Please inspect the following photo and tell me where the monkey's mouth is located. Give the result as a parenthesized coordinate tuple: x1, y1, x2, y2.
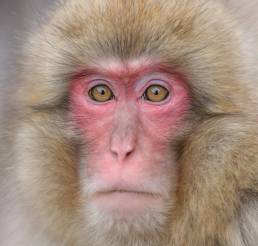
(95, 189, 156, 196)
(91, 190, 162, 214)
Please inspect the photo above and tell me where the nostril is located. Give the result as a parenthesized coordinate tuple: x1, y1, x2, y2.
(111, 150, 118, 158)
(125, 150, 133, 157)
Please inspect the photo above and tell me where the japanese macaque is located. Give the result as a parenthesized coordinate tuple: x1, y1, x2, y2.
(1, 0, 258, 246)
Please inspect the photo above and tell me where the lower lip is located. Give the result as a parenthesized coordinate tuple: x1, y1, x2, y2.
(91, 191, 161, 215)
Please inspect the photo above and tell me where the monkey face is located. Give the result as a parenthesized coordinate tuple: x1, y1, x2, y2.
(69, 59, 189, 223)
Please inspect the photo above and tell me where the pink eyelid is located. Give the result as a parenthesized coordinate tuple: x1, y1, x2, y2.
(87, 79, 114, 92)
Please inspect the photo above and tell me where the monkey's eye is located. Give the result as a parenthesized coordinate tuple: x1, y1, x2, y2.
(143, 85, 169, 102)
(88, 84, 114, 102)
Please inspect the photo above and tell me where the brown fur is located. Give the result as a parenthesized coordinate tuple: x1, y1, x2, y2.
(1, 0, 258, 245)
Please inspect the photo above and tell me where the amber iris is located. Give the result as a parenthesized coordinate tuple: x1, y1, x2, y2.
(144, 85, 169, 102)
(89, 84, 114, 102)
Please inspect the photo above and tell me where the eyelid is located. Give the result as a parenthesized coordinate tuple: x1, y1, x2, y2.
(87, 79, 116, 96)
(147, 79, 170, 89)
(87, 79, 112, 89)
(136, 79, 171, 97)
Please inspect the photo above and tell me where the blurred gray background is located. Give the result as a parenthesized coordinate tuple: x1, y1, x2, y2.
(0, 0, 54, 74)
(0, 0, 56, 117)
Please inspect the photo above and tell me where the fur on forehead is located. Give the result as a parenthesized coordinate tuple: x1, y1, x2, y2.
(19, 0, 255, 113)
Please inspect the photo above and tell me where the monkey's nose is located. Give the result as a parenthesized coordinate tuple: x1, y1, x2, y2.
(110, 135, 136, 162)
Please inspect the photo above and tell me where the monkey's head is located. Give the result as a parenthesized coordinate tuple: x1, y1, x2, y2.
(14, 0, 255, 245)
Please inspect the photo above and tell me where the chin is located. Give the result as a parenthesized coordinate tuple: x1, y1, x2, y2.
(82, 192, 172, 246)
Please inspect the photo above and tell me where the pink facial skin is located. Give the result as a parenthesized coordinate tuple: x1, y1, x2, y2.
(70, 59, 189, 215)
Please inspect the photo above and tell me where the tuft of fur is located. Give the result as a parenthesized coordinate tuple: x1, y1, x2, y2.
(1, 0, 258, 245)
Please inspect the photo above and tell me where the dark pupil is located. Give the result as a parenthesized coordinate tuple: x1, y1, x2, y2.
(151, 87, 160, 95)
(98, 87, 106, 95)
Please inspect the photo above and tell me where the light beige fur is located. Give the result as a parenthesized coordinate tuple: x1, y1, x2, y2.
(1, 0, 258, 245)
